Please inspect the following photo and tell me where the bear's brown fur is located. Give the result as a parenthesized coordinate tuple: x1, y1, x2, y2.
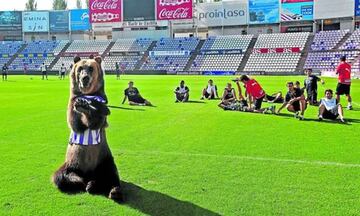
(52, 57, 123, 201)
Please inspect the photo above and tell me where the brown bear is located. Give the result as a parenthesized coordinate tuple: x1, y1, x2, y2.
(52, 57, 123, 201)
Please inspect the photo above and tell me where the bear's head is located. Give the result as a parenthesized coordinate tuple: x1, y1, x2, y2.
(70, 56, 106, 99)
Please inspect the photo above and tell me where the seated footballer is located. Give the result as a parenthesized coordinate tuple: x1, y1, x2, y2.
(122, 81, 152, 106)
(52, 56, 123, 201)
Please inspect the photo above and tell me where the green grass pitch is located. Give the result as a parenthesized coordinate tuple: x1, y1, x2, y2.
(0, 75, 359, 215)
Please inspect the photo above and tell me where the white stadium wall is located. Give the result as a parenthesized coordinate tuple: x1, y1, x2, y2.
(314, 0, 354, 20)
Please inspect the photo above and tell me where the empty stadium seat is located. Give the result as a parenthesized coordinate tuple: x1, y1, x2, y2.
(201, 35, 253, 51)
(153, 37, 200, 51)
(305, 51, 359, 72)
(340, 29, 360, 50)
(254, 32, 309, 50)
(311, 30, 349, 51)
(111, 38, 153, 52)
(191, 54, 244, 72)
(141, 55, 190, 72)
(244, 53, 301, 73)
(65, 40, 111, 54)
(104, 55, 142, 71)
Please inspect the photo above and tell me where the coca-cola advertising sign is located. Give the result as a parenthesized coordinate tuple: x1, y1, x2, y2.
(89, 0, 121, 23)
(157, 0, 193, 20)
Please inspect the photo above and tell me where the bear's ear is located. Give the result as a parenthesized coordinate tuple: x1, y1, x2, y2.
(94, 56, 102, 65)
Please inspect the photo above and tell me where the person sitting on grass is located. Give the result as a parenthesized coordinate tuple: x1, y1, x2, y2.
(122, 81, 152, 106)
(295, 81, 305, 94)
(201, 79, 219, 100)
(174, 80, 190, 103)
(304, 68, 325, 106)
(277, 82, 307, 120)
(318, 89, 345, 123)
(237, 75, 275, 114)
(264, 92, 284, 103)
(218, 83, 237, 110)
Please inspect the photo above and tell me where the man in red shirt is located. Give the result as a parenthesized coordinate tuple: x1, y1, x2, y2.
(336, 56, 352, 110)
(238, 75, 275, 114)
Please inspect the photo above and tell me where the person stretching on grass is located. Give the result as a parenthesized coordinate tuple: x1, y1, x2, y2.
(238, 75, 275, 114)
(201, 79, 219, 100)
(318, 89, 345, 123)
(122, 81, 152, 106)
(174, 80, 190, 103)
(264, 92, 284, 104)
(277, 82, 307, 120)
(304, 68, 325, 105)
(218, 83, 237, 110)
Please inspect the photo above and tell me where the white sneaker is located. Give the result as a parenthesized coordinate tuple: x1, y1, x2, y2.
(347, 105, 353, 110)
(298, 115, 304, 121)
(318, 115, 323, 121)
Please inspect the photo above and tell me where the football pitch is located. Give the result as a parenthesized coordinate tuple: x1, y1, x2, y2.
(0, 75, 359, 215)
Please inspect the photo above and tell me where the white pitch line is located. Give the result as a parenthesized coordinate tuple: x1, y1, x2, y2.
(120, 150, 360, 168)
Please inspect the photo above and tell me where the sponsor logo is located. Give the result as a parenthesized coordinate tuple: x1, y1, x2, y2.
(198, 9, 245, 20)
(159, 8, 190, 19)
(81, 12, 89, 20)
(91, 0, 120, 10)
(160, 0, 191, 6)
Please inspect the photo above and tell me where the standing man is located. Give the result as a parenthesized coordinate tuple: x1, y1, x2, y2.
(60, 63, 66, 80)
(238, 75, 275, 114)
(174, 80, 190, 103)
(304, 69, 324, 105)
(277, 82, 307, 120)
(2, 63, 8, 81)
(41, 63, 48, 80)
(336, 56, 352, 110)
(115, 62, 120, 80)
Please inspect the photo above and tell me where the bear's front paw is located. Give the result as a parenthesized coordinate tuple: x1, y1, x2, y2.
(109, 186, 124, 202)
(86, 180, 98, 194)
(74, 98, 91, 114)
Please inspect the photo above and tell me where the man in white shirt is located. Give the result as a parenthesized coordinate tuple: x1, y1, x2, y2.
(201, 79, 219, 100)
(59, 63, 66, 80)
(174, 80, 190, 103)
(40, 63, 48, 80)
(319, 89, 345, 123)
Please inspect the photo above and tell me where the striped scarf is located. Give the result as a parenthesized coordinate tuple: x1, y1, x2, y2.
(69, 95, 106, 146)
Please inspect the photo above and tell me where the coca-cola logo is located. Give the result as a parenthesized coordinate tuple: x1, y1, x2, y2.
(91, 0, 119, 10)
(159, 8, 190, 19)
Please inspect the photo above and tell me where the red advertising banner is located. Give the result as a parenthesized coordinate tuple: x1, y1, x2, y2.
(281, 0, 313, 3)
(156, 0, 193, 20)
(89, 0, 121, 23)
(253, 47, 301, 54)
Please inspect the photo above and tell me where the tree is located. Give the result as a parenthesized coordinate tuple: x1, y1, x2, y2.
(25, 0, 37, 11)
(53, 0, 67, 10)
(76, 0, 82, 9)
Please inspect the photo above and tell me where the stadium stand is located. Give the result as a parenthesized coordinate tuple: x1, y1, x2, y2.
(189, 35, 252, 72)
(305, 51, 359, 72)
(254, 32, 309, 50)
(0, 41, 24, 55)
(244, 32, 309, 73)
(340, 29, 360, 50)
(201, 35, 253, 51)
(311, 30, 349, 51)
(51, 56, 74, 71)
(65, 40, 111, 54)
(141, 55, 190, 72)
(153, 37, 200, 51)
(110, 38, 153, 52)
(104, 55, 142, 71)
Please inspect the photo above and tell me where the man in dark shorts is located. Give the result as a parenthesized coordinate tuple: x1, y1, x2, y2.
(201, 79, 219, 100)
(303, 69, 324, 105)
(41, 63, 48, 80)
(174, 80, 190, 103)
(264, 92, 284, 103)
(2, 63, 8, 81)
(218, 83, 237, 110)
(277, 82, 307, 120)
(238, 75, 275, 114)
(336, 56, 352, 110)
(59, 63, 66, 80)
(122, 81, 152, 106)
(318, 89, 345, 123)
(115, 62, 120, 80)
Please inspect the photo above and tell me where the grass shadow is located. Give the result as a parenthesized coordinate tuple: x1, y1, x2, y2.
(186, 100, 206, 104)
(302, 118, 352, 125)
(108, 105, 145, 111)
(118, 181, 221, 216)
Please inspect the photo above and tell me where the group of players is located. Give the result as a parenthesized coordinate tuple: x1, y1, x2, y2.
(122, 56, 353, 123)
